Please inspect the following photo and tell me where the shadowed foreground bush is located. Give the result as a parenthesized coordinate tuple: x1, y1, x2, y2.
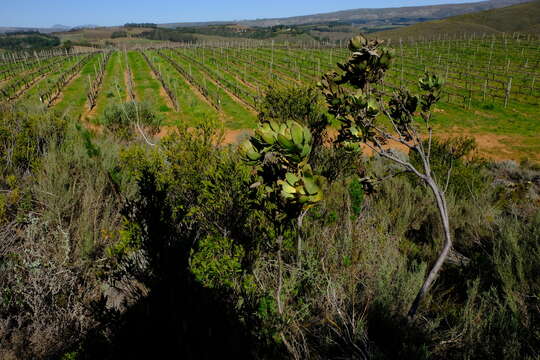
(0, 90, 538, 359)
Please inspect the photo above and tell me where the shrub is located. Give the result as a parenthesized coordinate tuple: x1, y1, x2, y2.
(0, 111, 125, 359)
(110, 31, 128, 39)
(189, 235, 246, 289)
(101, 101, 162, 141)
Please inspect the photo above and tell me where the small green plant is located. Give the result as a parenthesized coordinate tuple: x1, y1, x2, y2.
(242, 118, 325, 270)
(348, 176, 364, 218)
(76, 124, 101, 158)
(101, 101, 162, 141)
(189, 235, 245, 289)
(257, 85, 329, 150)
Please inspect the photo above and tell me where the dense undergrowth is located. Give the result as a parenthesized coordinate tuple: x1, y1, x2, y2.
(0, 81, 539, 359)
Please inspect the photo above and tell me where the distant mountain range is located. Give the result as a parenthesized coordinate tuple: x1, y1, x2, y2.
(0, 24, 99, 34)
(52, 24, 71, 30)
(160, 0, 532, 28)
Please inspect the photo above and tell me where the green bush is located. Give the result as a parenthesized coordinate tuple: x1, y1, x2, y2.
(348, 176, 364, 217)
(0, 109, 128, 359)
(189, 235, 246, 289)
(110, 31, 128, 39)
(0, 110, 67, 224)
(101, 101, 162, 140)
(258, 85, 329, 150)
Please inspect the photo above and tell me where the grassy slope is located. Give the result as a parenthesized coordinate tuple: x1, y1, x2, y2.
(433, 101, 540, 160)
(54, 54, 100, 119)
(454, 0, 540, 33)
(91, 51, 126, 122)
(377, 1, 540, 39)
(16, 56, 81, 107)
(148, 50, 219, 128)
(127, 51, 181, 125)
(166, 50, 257, 129)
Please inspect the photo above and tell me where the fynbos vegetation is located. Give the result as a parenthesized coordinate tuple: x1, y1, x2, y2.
(0, 29, 538, 360)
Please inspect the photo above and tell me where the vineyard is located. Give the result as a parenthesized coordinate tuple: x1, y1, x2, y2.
(1, 33, 539, 158)
(2, 7, 540, 356)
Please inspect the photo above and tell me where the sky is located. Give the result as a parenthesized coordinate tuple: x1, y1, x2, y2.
(1, 0, 482, 28)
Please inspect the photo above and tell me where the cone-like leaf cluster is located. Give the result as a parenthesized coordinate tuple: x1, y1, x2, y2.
(338, 35, 394, 90)
(419, 72, 443, 113)
(242, 120, 313, 167)
(419, 72, 443, 92)
(241, 120, 324, 216)
(318, 77, 379, 149)
(388, 89, 419, 139)
(277, 165, 324, 209)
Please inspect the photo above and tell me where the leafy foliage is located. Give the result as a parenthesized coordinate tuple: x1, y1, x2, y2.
(241, 120, 324, 221)
(1, 33, 539, 360)
(101, 101, 162, 140)
(0, 32, 60, 50)
(110, 31, 128, 39)
(135, 28, 197, 43)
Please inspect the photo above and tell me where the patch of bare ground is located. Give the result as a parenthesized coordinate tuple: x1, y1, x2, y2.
(78, 97, 103, 132)
(471, 134, 520, 160)
(79, 95, 103, 132)
(327, 126, 533, 162)
(82, 98, 99, 122)
(216, 126, 534, 162)
(155, 126, 251, 146)
(82, 120, 103, 134)
(437, 128, 537, 161)
(155, 126, 177, 138)
(365, 130, 533, 162)
(222, 129, 253, 144)
(321, 129, 411, 156)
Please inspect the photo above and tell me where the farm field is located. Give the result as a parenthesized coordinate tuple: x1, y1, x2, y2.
(1, 33, 539, 160)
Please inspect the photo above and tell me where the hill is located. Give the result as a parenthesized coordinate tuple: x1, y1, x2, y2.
(2, 0, 534, 45)
(0, 26, 69, 34)
(376, 0, 540, 39)
(0, 31, 61, 50)
(161, 0, 531, 28)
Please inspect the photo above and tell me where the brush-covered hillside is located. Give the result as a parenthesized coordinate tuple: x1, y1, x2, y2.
(377, 0, 540, 39)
